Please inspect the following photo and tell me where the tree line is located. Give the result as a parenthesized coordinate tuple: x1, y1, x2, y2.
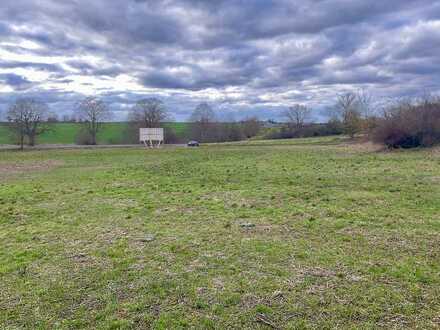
(4, 97, 262, 148)
(5, 91, 440, 149)
(327, 91, 440, 148)
(265, 91, 440, 148)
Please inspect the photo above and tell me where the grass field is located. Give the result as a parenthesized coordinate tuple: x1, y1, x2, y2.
(1, 137, 439, 328)
(0, 122, 189, 145)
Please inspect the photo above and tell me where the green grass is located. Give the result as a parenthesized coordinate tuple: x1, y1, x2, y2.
(217, 135, 349, 147)
(0, 122, 189, 145)
(1, 138, 439, 328)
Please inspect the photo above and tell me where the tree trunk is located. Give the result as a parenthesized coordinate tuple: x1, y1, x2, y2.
(91, 120, 98, 145)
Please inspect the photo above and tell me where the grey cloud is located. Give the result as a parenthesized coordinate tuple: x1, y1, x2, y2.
(0, 60, 64, 72)
(140, 68, 250, 91)
(0, 74, 33, 90)
(0, 0, 440, 121)
(318, 68, 393, 85)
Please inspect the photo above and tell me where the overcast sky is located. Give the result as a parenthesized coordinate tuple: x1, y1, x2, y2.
(1, 0, 440, 121)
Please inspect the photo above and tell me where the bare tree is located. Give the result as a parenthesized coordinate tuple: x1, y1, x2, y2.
(217, 114, 243, 142)
(337, 92, 357, 114)
(124, 98, 170, 144)
(129, 98, 168, 128)
(77, 97, 110, 145)
(356, 90, 374, 118)
(242, 116, 261, 138)
(283, 104, 311, 129)
(356, 89, 378, 134)
(189, 102, 217, 142)
(7, 98, 48, 149)
(335, 92, 362, 138)
(7, 102, 27, 150)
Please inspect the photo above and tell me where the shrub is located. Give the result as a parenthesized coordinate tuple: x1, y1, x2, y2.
(372, 99, 440, 148)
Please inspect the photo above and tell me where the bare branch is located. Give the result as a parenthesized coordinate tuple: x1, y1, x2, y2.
(7, 98, 48, 148)
(189, 103, 217, 142)
(283, 104, 311, 129)
(129, 98, 168, 128)
(77, 97, 110, 145)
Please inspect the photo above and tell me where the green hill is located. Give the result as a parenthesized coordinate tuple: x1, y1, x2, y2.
(0, 122, 189, 145)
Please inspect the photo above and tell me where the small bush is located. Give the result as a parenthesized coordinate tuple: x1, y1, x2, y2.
(372, 99, 440, 148)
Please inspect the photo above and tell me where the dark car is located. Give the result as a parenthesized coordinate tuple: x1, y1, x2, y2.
(187, 140, 200, 147)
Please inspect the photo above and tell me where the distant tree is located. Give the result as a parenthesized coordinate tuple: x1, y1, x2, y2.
(242, 116, 261, 138)
(46, 113, 59, 123)
(283, 104, 311, 129)
(77, 97, 110, 145)
(356, 89, 378, 134)
(226, 123, 244, 141)
(326, 117, 344, 135)
(124, 98, 170, 144)
(217, 114, 243, 142)
(335, 92, 362, 138)
(129, 98, 168, 128)
(356, 90, 374, 118)
(344, 109, 362, 138)
(7, 98, 49, 149)
(189, 102, 217, 142)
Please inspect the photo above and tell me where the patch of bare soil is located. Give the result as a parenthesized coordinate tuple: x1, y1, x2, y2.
(0, 160, 64, 175)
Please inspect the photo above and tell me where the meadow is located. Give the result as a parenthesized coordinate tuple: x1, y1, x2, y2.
(0, 137, 439, 329)
(0, 122, 189, 145)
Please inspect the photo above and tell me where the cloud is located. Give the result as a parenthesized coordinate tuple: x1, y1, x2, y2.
(0, 60, 64, 72)
(0, 0, 439, 121)
(0, 73, 34, 90)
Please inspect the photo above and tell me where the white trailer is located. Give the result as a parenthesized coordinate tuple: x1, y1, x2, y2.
(139, 128, 164, 148)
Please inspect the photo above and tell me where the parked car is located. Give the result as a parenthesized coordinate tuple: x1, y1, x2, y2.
(187, 140, 200, 147)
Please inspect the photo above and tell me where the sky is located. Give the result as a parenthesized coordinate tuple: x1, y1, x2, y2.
(0, 0, 440, 121)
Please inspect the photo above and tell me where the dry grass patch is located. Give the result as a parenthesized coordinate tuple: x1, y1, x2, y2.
(0, 159, 64, 175)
